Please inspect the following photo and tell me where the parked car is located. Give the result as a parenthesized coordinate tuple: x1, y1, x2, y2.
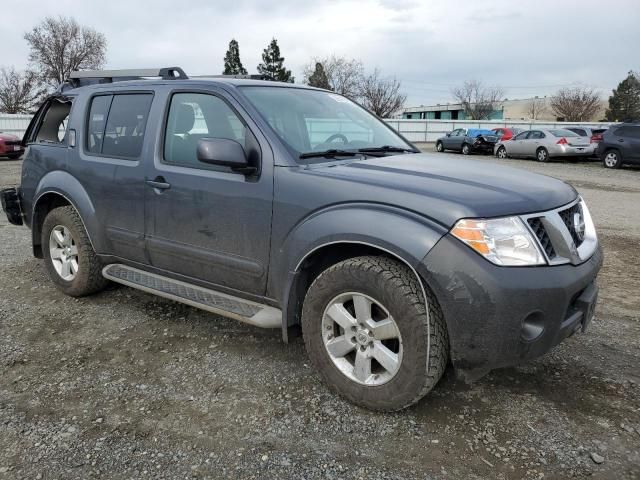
(491, 127, 523, 142)
(565, 126, 608, 145)
(495, 128, 595, 162)
(1, 67, 602, 411)
(597, 123, 640, 168)
(435, 128, 498, 155)
(0, 132, 25, 159)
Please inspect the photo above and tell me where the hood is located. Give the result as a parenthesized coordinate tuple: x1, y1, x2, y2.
(308, 153, 577, 227)
(0, 132, 20, 142)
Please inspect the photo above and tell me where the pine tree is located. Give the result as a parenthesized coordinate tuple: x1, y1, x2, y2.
(307, 62, 331, 90)
(223, 39, 247, 75)
(257, 38, 293, 83)
(606, 71, 640, 122)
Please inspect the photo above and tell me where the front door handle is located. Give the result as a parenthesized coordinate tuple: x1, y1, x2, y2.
(618, 139, 624, 143)
(146, 177, 171, 190)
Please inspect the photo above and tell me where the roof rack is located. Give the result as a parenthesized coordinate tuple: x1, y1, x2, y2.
(190, 74, 269, 81)
(62, 67, 188, 91)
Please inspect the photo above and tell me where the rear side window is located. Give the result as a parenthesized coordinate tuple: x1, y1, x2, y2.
(528, 131, 545, 139)
(614, 126, 640, 138)
(86, 93, 153, 159)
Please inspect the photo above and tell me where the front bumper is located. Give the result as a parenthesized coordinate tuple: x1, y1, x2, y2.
(471, 142, 496, 153)
(419, 234, 603, 381)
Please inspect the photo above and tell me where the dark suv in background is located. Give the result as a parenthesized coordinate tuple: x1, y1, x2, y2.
(598, 123, 640, 168)
(1, 67, 602, 411)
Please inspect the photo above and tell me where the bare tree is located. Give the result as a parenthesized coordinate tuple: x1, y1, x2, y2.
(0, 67, 44, 114)
(526, 96, 547, 120)
(358, 69, 406, 118)
(303, 55, 363, 98)
(550, 87, 601, 121)
(451, 80, 505, 120)
(24, 16, 107, 87)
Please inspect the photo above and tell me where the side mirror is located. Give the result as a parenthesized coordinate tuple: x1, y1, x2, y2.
(197, 138, 255, 174)
(446, 133, 451, 137)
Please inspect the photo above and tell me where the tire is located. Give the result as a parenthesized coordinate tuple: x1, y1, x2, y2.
(302, 256, 449, 411)
(461, 143, 470, 155)
(602, 150, 622, 169)
(8, 154, 21, 160)
(496, 146, 508, 159)
(536, 147, 549, 163)
(42, 205, 109, 297)
(435, 141, 444, 152)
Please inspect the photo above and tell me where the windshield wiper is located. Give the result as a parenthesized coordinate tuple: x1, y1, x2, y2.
(299, 149, 361, 159)
(357, 145, 417, 154)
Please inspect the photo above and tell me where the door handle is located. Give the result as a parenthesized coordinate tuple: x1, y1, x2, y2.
(618, 139, 624, 142)
(146, 177, 171, 190)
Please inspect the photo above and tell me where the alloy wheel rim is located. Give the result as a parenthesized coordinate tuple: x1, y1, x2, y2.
(498, 148, 506, 158)
(605, 153, 617, 167)
(321, 292, 403, 386)
(462, 145, 469, 154)
(538, 150, 547, 161)
(49, 225, 79, 281)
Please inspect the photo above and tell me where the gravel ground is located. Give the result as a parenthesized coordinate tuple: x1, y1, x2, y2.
(1, 154, 639, 480)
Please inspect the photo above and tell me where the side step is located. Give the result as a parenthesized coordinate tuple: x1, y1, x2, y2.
(102, 264, 282, 328)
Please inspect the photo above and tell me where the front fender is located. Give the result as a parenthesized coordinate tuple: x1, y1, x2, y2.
(272, 203, 448, 339)
(31, 170, 104, 253)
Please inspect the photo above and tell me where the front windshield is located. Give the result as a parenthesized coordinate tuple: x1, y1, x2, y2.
(240, 86, 413, 162)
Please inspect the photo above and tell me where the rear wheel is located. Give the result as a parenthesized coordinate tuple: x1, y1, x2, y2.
(461, 143, 470, 155)
(536, 147, 549, 162)
(496, 146, 508, 159)
(603, 150, 622, 169)
(302, 256, 449, 411)
(42, 206, 109, 297)
(435, 141, 444, 152)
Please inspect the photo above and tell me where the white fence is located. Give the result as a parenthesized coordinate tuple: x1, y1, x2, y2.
(1, 113, 614, 144)
(386, 119, 615, 143)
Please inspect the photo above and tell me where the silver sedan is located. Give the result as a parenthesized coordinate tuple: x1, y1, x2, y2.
(494, 128, 595, 162)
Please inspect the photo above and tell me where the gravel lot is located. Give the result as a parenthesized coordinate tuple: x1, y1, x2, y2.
(1, 153, 639, 479)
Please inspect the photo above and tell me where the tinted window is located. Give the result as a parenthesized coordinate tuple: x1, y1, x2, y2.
(101, 94, 153, 158)
(514, 131, 529, 140)
(614, 126, 640, 138)
(567, 128, 587, 136)
(528, 131, 545, 139)
(87, 95, 112, 154)
(164, 93, 246, 168)
(549, 129, 579, 137)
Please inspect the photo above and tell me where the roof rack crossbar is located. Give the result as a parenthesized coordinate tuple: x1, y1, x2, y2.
(69, 67, 188, 81)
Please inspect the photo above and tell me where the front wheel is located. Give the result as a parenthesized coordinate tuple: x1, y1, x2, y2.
(435, 141, 444, 152)
(602, 150, 622, 169)
(461, 143, 470, 155)
(42, 206, 109, 297)
(496, 146, 508, 159)
(302, 256, 449, 411)
(536, 147, 549, 162)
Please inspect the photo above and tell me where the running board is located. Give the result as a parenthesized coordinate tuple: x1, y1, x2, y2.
(102, 264, 281, 328)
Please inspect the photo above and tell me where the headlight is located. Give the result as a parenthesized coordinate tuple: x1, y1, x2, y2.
(451, 217, 545, 266)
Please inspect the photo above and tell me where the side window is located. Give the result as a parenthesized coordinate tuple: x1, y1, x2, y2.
(514, 131, 528, 140)
(86, 93, 153, 159)
(87, 95, 112, 154)
(35, 98, 73, 145)
(571, 128, 587, 136)
(164, 92, 247, 168)
(528, 131, 545, 139)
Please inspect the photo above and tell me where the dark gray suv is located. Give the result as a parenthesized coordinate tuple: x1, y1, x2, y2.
(1, 67, 602, 411)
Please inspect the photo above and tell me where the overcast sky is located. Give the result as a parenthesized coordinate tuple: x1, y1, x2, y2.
(3, 0, 639, 106)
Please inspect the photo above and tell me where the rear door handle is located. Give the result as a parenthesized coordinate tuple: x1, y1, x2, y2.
(146, 177, 171, 190)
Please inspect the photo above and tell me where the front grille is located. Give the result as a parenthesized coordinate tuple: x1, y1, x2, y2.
(528, 218, 556, 259)
(558, 204, 584, 247)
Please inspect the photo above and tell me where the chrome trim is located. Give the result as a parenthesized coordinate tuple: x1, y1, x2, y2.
(521, 197, 598, 266)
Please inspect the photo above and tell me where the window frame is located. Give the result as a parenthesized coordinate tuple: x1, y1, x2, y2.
(514, 131, 529, 140)
(160, 89, 257, 172)
(83, 90, 155, 161)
